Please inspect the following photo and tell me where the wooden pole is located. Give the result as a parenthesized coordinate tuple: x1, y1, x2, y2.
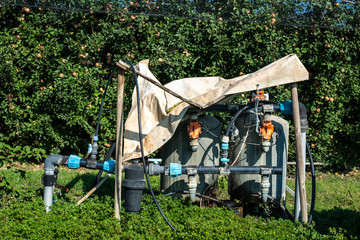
(291, 83, 308, 223)
(114, 69, 125, 220)
(76, 175, 111, 206)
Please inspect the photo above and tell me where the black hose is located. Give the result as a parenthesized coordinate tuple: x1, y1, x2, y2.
(94, 68, 117, 137)
(90, 67, 116, 186)
(224, 101, 276, 138)
(123, 60, 178, 233)
(306, 141, 316, 225)
(225, 105, 252, 137)
(91, 141, 116, 188)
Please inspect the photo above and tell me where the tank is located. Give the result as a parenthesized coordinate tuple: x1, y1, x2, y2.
(161, 114, 221, 199)
(228, 112, 289, 204)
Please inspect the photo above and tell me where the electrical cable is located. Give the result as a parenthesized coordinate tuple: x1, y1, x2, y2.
(306, 140, 316, 225)
(123, 59, 178, 233)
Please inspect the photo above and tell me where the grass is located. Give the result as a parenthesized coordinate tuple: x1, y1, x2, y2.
(1, 165, 359, 239)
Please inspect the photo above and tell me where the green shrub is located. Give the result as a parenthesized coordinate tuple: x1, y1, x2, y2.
(0, 2, 359, 169)
(1, 169, 356, 239)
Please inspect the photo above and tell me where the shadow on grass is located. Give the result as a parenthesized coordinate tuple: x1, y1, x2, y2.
(314, 207, 360, 238)
(56, 172, 162, 202)
(62, 172, 115, 200)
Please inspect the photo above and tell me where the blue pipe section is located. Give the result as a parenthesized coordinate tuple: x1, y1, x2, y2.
(280, 101, 293, 115)
(169, 163, 182, 178)
(103, 160, 115, 174)
(65, 155, 115, 174)
(220, 143, 230, 163)
(68, 155, 82, 169)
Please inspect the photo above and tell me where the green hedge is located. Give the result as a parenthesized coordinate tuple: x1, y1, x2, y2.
(0, 3, 359, 169)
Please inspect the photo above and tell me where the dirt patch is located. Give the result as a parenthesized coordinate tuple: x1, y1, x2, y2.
(0, 162, 92, 173)
(0, 162, 43, 171)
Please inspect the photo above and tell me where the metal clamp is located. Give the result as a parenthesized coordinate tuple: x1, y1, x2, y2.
(186, 167, 197, 176)
(260, 166, 272, 176)
(219, 167, 230, 176)
(262, 104, 275, 113)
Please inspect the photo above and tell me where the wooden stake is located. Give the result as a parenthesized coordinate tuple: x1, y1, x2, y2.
(291, 83, 308, 223)
(76, 175, 110, 206)
(114, 69, 125, 220)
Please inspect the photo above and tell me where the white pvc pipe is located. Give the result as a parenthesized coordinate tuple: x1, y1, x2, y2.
(43, 155, 64, 212)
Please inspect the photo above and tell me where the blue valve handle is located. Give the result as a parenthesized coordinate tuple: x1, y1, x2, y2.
(148, 158, 162, 165)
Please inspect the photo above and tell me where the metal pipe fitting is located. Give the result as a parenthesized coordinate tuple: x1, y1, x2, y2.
(187, 175, 197, 202)
(260, 167, 272, 203)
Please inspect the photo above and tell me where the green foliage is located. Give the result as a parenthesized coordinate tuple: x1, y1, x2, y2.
(1, 169, 358, 239)
(0, 3, 359, 169)
(0, 175, 20, 198)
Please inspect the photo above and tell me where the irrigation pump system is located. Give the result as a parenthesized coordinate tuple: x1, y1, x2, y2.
(42, 54, 316, 230)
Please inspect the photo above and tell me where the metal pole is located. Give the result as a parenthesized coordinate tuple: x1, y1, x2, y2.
(114, 69, 125, 220)
(294, 132, 307, 220)
(291, 83, 308, 223)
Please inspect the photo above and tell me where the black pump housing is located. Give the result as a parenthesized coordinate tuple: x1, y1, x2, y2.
(122, 160, 146, 213)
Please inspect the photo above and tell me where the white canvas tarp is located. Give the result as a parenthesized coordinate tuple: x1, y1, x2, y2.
(122, 54, 309, 161)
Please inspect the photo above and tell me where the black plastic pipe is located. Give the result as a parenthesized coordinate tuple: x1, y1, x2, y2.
(306, 141, 316, 225)
(200, 104, 280, 115)
(298, 102, 307, 121)
(147, 165, 282, 176)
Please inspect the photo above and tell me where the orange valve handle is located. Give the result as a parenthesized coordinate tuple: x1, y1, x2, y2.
(260, 120, 274, 140)
(187, 120, 202, 139)
(253, 90, 266, 101)
(56, 184, 69, 193)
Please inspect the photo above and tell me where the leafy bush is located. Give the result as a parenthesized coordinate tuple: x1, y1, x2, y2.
(0, 2, 359, 169)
